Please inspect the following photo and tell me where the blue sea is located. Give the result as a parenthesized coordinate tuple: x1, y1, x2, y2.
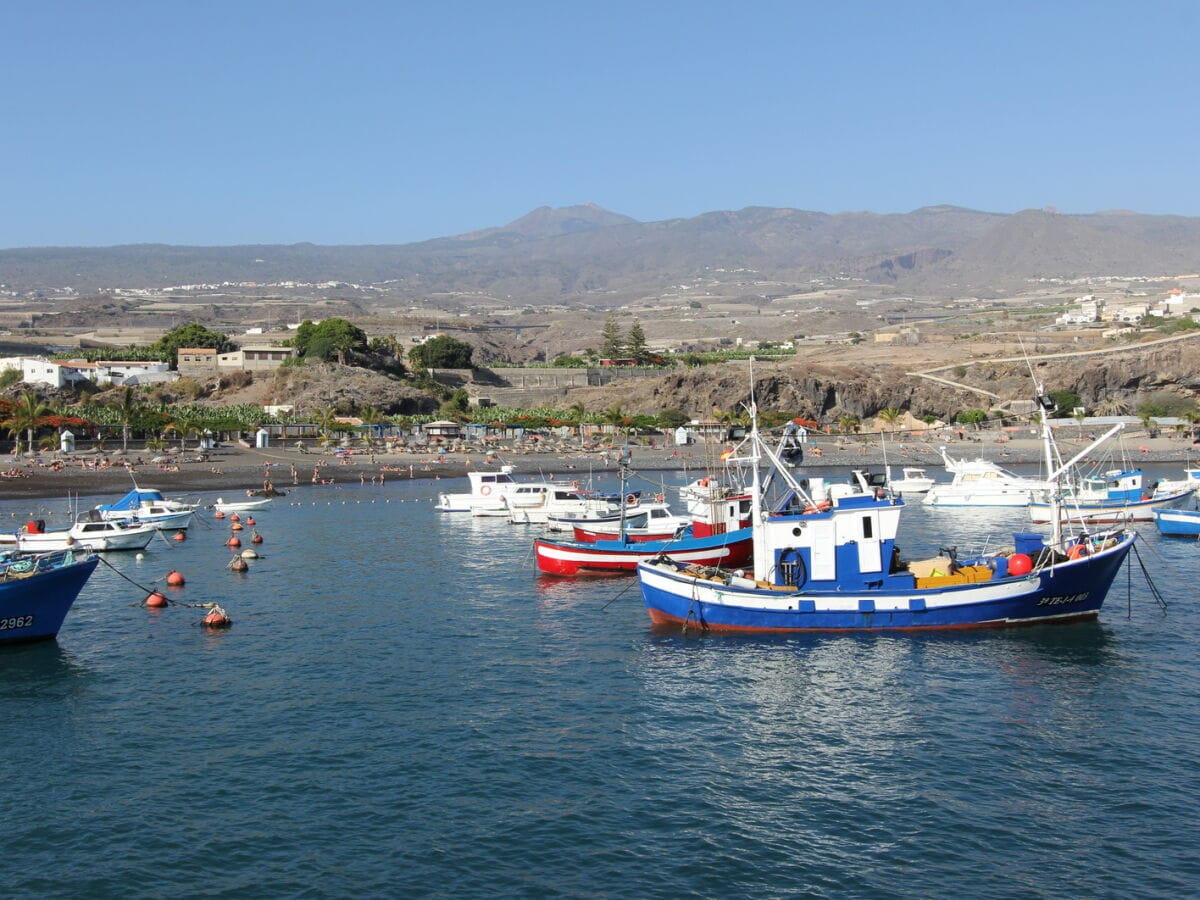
(1, 467, 1198, 898)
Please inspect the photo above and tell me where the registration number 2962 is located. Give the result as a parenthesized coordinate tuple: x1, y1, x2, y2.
(0, 616, 34, 630)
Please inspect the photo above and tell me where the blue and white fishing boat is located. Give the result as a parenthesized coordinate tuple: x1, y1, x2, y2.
(637, 387, 1137, 632)
(95, 487, 196, 530)
(1029, 464, 1193, 524)
(0, 549, 100, 644)
(1154, 507, 1200, 537)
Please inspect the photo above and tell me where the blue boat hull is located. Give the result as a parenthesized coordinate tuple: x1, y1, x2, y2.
(1155, 508, 1200, 537)
(0, 556, 100, 644)
(637, 537, 1135, 632)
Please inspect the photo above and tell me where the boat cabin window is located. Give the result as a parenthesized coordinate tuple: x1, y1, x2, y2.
(862, 517, 873, 539)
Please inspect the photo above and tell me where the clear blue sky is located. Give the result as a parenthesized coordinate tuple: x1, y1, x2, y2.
(4, 0, 1197, 248)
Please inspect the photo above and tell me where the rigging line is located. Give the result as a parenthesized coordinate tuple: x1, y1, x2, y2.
(1129, 541, 1168, 611)
(600, 578, 640, 611)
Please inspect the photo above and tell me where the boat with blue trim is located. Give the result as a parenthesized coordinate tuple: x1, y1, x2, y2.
(95, 487, 196, 530)
(0, 549, 100, 644)
(637, 385, 1137, 633)
(1154, 507, 1200, 537)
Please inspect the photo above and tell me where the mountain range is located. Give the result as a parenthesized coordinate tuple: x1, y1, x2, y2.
(4, 203, 1200, 301)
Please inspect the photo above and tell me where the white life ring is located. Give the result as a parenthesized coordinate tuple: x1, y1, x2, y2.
(480, 485, 492, 496)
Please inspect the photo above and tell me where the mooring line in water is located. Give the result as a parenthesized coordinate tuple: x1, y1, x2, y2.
(1130, 542, 1168, 611)
(94, 555, 225, 613)
(600, 579, 640, 611)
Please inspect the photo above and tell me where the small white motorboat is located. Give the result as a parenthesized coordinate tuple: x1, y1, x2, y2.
(0, 517, 157, 552)
(886, 465, 936, 495)
(213, 496, 274, 513)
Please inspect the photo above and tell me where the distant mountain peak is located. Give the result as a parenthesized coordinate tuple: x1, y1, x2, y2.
(500, 203, 638, 238)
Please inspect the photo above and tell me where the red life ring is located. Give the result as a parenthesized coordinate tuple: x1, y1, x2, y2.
(626, 493, 638, 506)
(480, 485, 492, 496)
(1067, 543, 1088, 560)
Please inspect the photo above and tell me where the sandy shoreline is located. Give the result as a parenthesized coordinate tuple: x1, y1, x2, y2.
(1, 430, 1198, 504)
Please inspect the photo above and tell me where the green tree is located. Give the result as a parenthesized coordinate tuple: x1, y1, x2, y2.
(956, 409, 988, 430)
(626, 319, 648, 363)
(409, 335, 475, 369)
(601, 313, 624, 359)
(3, 391, 49, 454)
(154, 323, 235, 367)
(293, 318, 368, 364)
(1048, 389, 1081, 414)
(838, 415, 861, 434)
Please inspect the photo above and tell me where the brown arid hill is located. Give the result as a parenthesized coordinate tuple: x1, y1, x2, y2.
(5, 203, 1200, 301)
(559, 340, 1200, 423)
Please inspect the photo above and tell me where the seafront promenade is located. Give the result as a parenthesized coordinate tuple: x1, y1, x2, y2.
(0, 428, 1195, 502)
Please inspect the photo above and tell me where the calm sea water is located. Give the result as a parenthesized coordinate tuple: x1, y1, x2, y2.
(1, 466, 1198, 898)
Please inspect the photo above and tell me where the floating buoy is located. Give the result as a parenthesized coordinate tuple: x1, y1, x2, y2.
(230, 522, 244, 531)
(250, 531, 263, 544)
(135, 552, 145, 561)
(1008, 552, 1034, 576)
(240, 548, 258, 559)
(227, 535, 242, 548)
(214, 510, 225, 519)
(203, 605, 232, 628)
(245, 517, 256, 526)
(174, 531, 186, 542)
(230, 513, 240, 522)
(230, 556, 249, 572)
(165, 570, 186, 586)
(146, 591, 168, 608)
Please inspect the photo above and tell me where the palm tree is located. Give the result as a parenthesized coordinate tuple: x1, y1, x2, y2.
(3, 391, 49, 454)
(1094, 397, 1129, 417)
(1073, 408, 1088, 438)
(313, 406, 339, 440)
(116, 386, 138, 452)
(166, 412, 202, 452)
(877, 408, 903, 433)
(837, 415, 860, 435)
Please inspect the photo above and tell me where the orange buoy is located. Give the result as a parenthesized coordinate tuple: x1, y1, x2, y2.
(214, 510, 225, 519)
(145, 590, 168, 608)
(165, 570, 186, 586)
(203, 605, 232, 627)
(230, 522, 244, 531)
(227, 535, 241, 548)
(245, 517, 256, 526)
(250, 531, 263, 544)
(230, 513, 240, 522)
(230, 556, 249, 572)
(173, 531, 186, 542)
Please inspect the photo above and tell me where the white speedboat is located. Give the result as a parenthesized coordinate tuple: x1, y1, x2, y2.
(95, 487, 196, 530)
(886, 466, 936, 495)
(436, 466, 520, 515)
(505, 484, 627, 525)
(923, 447, 1050, 508)
(0, 517, 157, 552)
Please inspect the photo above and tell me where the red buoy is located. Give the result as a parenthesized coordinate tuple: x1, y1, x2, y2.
(145, 590, 168, 608)
(173, 531, 186, 542)
(203, 605, 232, 628)
(251, 531, 263, 544)
(214, 510, 226, 519)
(227, 535, 242, 548)
(230, 522, 244, 531)
(245, 517, 256, 526)
(165, 570, 186, 586)
(230, 513, 240, 523)
(1008, 552, 1033, 576)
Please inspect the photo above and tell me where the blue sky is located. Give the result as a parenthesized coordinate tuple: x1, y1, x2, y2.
(3, 1, 1197, 248)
